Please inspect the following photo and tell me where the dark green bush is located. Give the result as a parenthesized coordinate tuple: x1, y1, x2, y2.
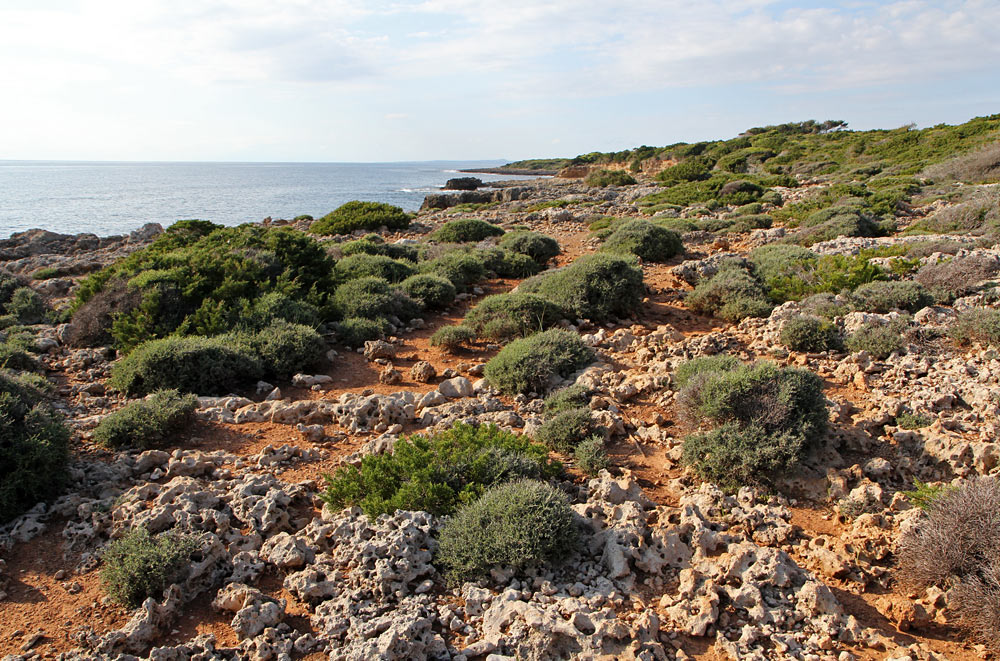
(400, 274, 456, 309)
(340, 237, 419, 262)
(850, 280, 933, 313)
(599, 220, 683, 262)
(949, 308, 1000, 347)
(574, 435, 610, 476)
(678, 359, 828, 490)
(248, 291, 321, 328)
(418, 251, 487, 292)
(430, 325, 476, 352)
(657, 157, 713, 183)
(748, 245, 884, 302)
(336, 317, 389, 346)
(109, 336, 262, 396)
(534, 408, 597, 453)
(0, 271, 27, 308)
(845, 318, 909, 359)
(463, 293, 563, 342)
(335, 253, 415, 283)
(498, 231, 560, 264)
(432, 219, 504, 243)
(484, 329, 594, 395)
(436, 480, 578, 583)
(585, 169, 636, 187)
(479, 248, 542, 279)
(320, 422, 560, 519)
(0, 341, 38, 372)
(101, 528, 198, 608)
(0, 370, 70, 522)
(896, 411, 933, 429)
(543, 384, 591, 415)
(233, 321, 325, 378)
(779, 315, 842, 352)
(5, 287, 47, 325)
(674, 355, 740, 390)
(685, 264, 773, 321)
(519, 254, 644, 322)
(93, 389, 196, 449)
(333, 277, 421, 321)
(311, 201, 410, 235)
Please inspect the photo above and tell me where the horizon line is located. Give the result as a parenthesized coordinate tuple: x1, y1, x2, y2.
(0, 158, 520, 166)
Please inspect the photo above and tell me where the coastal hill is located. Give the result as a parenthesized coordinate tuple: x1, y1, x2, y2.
(1, 114, 999, 659)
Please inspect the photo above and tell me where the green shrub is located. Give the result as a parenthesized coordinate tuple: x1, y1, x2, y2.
(498, 231, 560, 264)
(897, 412, 933, 430)
(657, 157, 713, 184)
(430, 325, 476, 352)
(432, 218, 504, 243)
(543, 384, 591, 415)
(484, 329, 594, 395)
(679, 360, 827, 490)
(101, 528, 198, 608)
(850, 280, 933, 313)
(479, 248, 542, 278)
(0, 370, 70, 522)
(419, 251, 487, 292)
(436, 480, 578, 583)
(340, 237, 419, 262)
(0, 341, 38, 372)
(585, 169, 636, 187)
(949, 308, 1000, 347)
(311, 201, 410, 235)
(685, 264, 773, 321)
(799, 293, 853, 319)
(233, 321, 325, 378)
(518, 254, 644, 322)
(320, 422, 560, 519)
(748, 245, 884, 302)
(336, 317, 389, 346)
(901, 479, 952, 511)
(93, 389, 196, 449)
(31, 267, 60, 280)
(534, 408, 597, 453)
(574, 435, 610, 476)
(248, 291, 321, 328)
(6, 287, 47, 325)
(0, 271, 27, 308)
(335, 253, 415, 283)
(400, 274, 456, 309)
(463, 293, 563, 342)
(779, 315, 842, 352)
(333, 277, 421, 321)
(599, 220, 683, 262)
(845, 318, 909, 359)
(674, 355, 740, 390)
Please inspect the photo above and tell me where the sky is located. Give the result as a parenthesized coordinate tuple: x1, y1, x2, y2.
(1, 0, 998, 162)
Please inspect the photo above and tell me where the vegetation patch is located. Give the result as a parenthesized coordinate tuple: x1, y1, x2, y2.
(497, 231, 560, 265)
(399, 274, 456, 310)
(534, 408, 598, 453)
(432, 218, 505, 243)
(779, 315, 842, 352)
(915, 253, 1000, 303)
(519, 254, 644, 322)
(599, 219, 683, 262)
(949, 308, 1000, 348)
(333, 277, 421, 322)
(484, 329, 594, 395)
(463, 293, 563, 342)
(845, 318, 909, 359)
(584, 169, 636, 187)
(101, 527, 198, 608)
(573, 435, 610, 476)
(310, 201, 410, 235)
(334, 253, 415, 283)
(850, 280, 933, 313)
(93, 389, 197, 449)
(429, 325, 476, 352)
(685, 263, 773, 322)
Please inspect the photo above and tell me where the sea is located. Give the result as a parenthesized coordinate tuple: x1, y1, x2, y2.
(0, 160, 531, 240)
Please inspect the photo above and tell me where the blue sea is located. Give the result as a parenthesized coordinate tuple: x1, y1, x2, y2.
(0, 160, 529, 239)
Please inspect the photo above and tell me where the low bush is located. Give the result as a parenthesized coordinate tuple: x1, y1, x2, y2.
(320, 422, 560, 519)
(400, 274, 456, 310)
(657, 157, 713, 184)
(749, 245, 884, 302)
(543, 384, 591, 415)
(311, 201, 410, 235)
(924, 144, 1000, 184)
(850, 280, 933, 313)
(685, 264, 773, 322)
(231, 321, 325, 379)
(334, 253, 415, 283)
(949, 308, 1000, 347)
(674, 354, 740, 390)
(498, 231, 560, 264)
(479, 248, 542, 278)
(436, 480, 578, 583)
(5, 287, 47, 324)
(896, 411, 933, 430)
(248, 291, 321, 328)
(574, 435, 610, 476)
(463, 293, 563, 342)
(779, 315, 842, 352)
(429, 325, 475, 352)
(336, 317, 388, 346)
(845, 318, 909, 359)
(585, 169, 636, 187)
(799, 293, 852, 319)
(93, 389, 196, 449)
(897, 477, 1000, 649)
(599, 220, 683, 262)
(518, 254, 644, 322)
(101, 528, 198, 608)
(333, 277, 421, 321)
(418, 251, 487, 292)
(0, 370, 70, 522)
(678, 359, 828, 490)
(0, 340, 38, 372)
(432, 218, 504, 243)
(534, 408, 597, 453)
(916, 254, 1000, 302)
(340, 236, 419, 261)
(484, 329, 594, 395)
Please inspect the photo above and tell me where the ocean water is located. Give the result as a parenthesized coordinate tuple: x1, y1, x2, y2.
(0, 160, 527, 239)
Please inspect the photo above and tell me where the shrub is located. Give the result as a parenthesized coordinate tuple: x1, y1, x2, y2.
(0, 271, 28, 308)
(101, 528, 198, 609)
(543, 384, 591, 415)
(436, 480, 578, 583)
(674, 355, 740, 390)
(685, 264, 773, 322)
(779, 315, 842, 352)
(31, 267, 60, 280)
(949, 308, 1000, 347)
(897, 478, 1000, 649)
(232, 321, 325, 378)
(336, 317, 389, 346)
(498, 231, 560, 264)
(925, 143, 1000, 184)
(845, 318, 908, 359)
(320, 422, 560, 519)
(419, 251, 487, 292)
(850, 280, 933, 313)
(400, 274, 456, 309)
(599, 220, 683, 262)
(0, 341, 38, 372)
(463, 293, 563, 342)
(248, 291, 321, 328)
(748, 245, 884, 302)
(585, 169, 636, 187)
(0, 371, 70, 522)
(484, 329, 594, 395)
(335, 253, 415, 283)
(93, 389, 197, 449)
(678, 360, 828, 490)
(311, 201, 410, 235)
(479, 248, 542, 278)
(430, 325, 476, 352)
(574, 435, 610, 476)
(534, 408, 596, 453)
(799, 293, 852, 319)
(896, 412, 933, 430)
(340, 237, 419, 262)
(657, 157, 713, 183)
(916, 254, 1000, 302)
(518, 254, 644, 322)
(6, 287, 47, 325)
(432, 219, 504, 243)
(902, 479, 953, 510)
(333, 277, 421, 321)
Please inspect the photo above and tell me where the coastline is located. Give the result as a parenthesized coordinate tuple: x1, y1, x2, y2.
(459, 167, 557, 176)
